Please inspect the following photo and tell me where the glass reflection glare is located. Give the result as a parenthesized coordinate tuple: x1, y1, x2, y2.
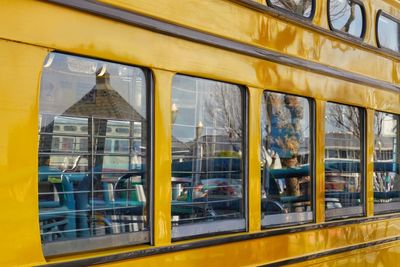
(261, 92, 313, 226)
(329, 0, 364, 38)
(38, 53, 148, 252)
(171, 75, 245, 238)
(377, 14, 400, 53)
(374, 112, 400, 213)
(325, 102, 363, 219)
(269, 0, 313, 18)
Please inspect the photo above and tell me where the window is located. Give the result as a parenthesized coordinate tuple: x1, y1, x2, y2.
(64, 125, 77, 132)
(325, 103, 364, 219)
(261, 92, 313, 227)
(374, 112, 399, 214)
(116, 127, 129, 134)
(267, 0, 314, 18)
(171, 75, 245, 239)
(38, 53, 150, 256)
(328, 149, 339, 158)
(328, 0, 365, 38)
(377, 12, 400, 53)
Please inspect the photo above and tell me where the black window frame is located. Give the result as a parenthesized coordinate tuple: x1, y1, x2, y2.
(170, 73, 249, 241)
(327, 0, 367, 41)
(260, 91, 316, 229)
(266, 0, 316, 21)
(38, 52, 155, 256)
(376, 10, 400, 55)
(373, 110, 400, 215)
(324, 102, 367, 221)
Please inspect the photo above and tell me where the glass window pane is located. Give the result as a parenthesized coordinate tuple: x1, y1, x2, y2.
(171, 75, 245, 239)
(268, 0, 313, 18)
(325, 103, 364, 219)
(329, 0, 364, 38)
(38, 53, 149, 255)
(261, 92, 313, 227)
(377, 13, 400, 53)
(374, 112, 400, 213)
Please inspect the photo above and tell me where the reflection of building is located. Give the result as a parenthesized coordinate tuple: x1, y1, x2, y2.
(39, 60, 147, 173)
(171, 134, 242, 182)
(325, 133, 360, 160)
(310, 133, 360, 193)
(325, 132, 360, 193)
(40, 117, 144, 171)
(172, 134, 241, 160)
(300, 133, 395, 162)
(375, 136, 396, 161)
(40, 55, 146, 118)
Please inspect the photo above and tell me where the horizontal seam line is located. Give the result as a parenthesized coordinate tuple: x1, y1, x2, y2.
(45, 0, 399, 93)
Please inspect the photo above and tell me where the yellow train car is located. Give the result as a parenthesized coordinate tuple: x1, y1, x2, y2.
(0, 0, 399, 266)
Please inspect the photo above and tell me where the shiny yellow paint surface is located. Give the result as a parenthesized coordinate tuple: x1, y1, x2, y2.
(315, 100, 326, 224)
(153, 70, 174, 245)
(313, 0, 328, 29)
(0, 1, 399, 113)
(100, 0, 400, 84)
(366, 109, 375, 217)
(90, 218, 400, 267)
(0, 40, 48, 266)
(247, 88, 263, 232)
(0, 0, 399, 266)
(287, 240, 400, 267)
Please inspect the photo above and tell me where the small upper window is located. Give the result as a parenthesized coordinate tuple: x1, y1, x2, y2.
(328, 0, 365, 38)
(377, 12, 400, 53)
(267, 0, 314, 18)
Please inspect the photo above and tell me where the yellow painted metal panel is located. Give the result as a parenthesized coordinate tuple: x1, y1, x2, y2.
(380, 0, 400, 14)
(366, 109, 375, 217)
(315, 100, 326, 224)
(314, 0, 329, 29)
(86, 218, 400, 267)
(0, 40, 47, 266)
(362, 0, 373, 46)
(287, 240, 400, 267)
(247, 87, 262, 232)
(0, 1, 398, 115)
(0, 1, 398, 266)
(153, 70, 174, 245)
(372, 89, 400, 114)
(99, 0, 398, 84)
(38, 218, 400, 265)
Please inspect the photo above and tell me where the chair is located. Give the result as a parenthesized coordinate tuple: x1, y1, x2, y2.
(81, 171, 147, 235)
(39, 168, 76, 241)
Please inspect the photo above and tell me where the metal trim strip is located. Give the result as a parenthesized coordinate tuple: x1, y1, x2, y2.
(172, 219, 246, 240)
(38, 213, 400, 267)
(261, 236, 400, 266)
(43, 231, 149, 257)
(45, 0, 400, 93)
(232, 0, 400, 59)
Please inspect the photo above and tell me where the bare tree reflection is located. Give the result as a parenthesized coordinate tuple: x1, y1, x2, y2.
(204, 83, 242, 153)
(270, 0, 312, 16)
(374, 113, 399, 193)
(326, 104, 360, 138)
(330, 0, 357, 33)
